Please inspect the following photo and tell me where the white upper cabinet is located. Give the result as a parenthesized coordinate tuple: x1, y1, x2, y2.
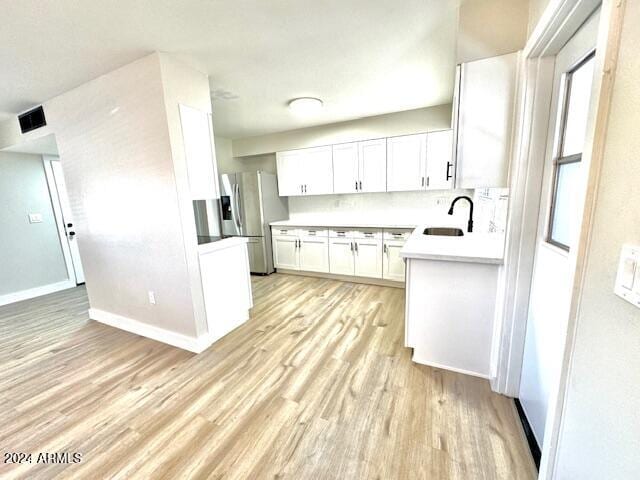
(179, 104, 219, 199)
(456, 52, 519, 188)
(358, 139, 387, 193)
(386, 133, 427, 192)
(426, 130, 455, 190)
(276, 150, 304, 196)
(276, 146, 333, 196)
(304, 146, 333, 195)
(332, 142, 359, 194)
(332, 139, 387, 194)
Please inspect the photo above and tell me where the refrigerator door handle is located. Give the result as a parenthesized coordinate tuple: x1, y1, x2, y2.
(234, 183, 243, 232)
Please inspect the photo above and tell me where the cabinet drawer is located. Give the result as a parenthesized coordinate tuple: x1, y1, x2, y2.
(351, 228, 382, 240)
(329, 228, 352, 239)
(383, 229, 412, 241)
(272, 227, 299, 236)
(300, 228, 328, 237)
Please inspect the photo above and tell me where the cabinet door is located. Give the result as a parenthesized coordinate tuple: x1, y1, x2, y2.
(304, 146, 334, 195)
(332, 143, 359, 194)
(426, 130, 454, 190)
(299, 237, 329, 273)
(456, 52, 518, 188)
(179, 105, 218, 199)
(354, 239, 383, 279)
(276, 150, 304, 196)
(272, 235, 299, 270)
(329, 238, 355, 275)
(358, 139, 387, 193)
(383, 240, 406, 281)
(386, 134, 426, 192)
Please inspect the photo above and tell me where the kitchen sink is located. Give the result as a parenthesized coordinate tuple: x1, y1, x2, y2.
(423, 227, 464, 237)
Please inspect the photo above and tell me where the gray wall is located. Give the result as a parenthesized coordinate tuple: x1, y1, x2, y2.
(0, 152, 68, 295)
(554, 2, 640, 478)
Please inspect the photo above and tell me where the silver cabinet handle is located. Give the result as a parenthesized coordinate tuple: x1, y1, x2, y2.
(354, 242, 358, 253)
(446, 162, 453, 181)
(384, 244, 387, 254)
(421, 176, 425, 187)
(355, 180, 358, 191)
(359, 180, 362, 190)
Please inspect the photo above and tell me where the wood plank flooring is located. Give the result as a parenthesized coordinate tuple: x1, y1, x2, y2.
(0, 274, 536, 479)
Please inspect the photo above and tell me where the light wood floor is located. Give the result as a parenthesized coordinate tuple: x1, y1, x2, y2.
(0, 274, 536, 479)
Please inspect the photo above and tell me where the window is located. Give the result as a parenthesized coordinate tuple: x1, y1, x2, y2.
(548, 52, 596, 250)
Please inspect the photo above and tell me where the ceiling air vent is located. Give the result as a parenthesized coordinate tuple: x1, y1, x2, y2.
(18, 106, 46, 134)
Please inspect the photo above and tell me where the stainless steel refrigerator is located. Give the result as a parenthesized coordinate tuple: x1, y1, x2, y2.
(219, 171, 289, 274)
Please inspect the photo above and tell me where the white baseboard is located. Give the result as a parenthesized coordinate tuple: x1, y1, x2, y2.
(0, 280, 76, 307)
(410, 352, 491, 380)
(89, 308, 212, 353)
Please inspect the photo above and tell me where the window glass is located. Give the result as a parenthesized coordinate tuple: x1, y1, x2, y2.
(550, 161, 581, 248)
(561, 56, 595, 156)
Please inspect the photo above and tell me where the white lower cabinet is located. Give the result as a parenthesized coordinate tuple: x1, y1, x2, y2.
(273, 226, 410, 282)
(382, 229, 410, 281)
(272, 235, 299, 270)
(329, 237, 355, 275)
(354, 238, 383, 279)
(299, 236, 329, 272)
(383, 241, 406, 281)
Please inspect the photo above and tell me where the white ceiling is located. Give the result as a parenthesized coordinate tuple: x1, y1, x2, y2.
(1, 1, 459, 139)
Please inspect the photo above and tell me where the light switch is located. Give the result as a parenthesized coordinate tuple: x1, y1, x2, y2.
(620, 258, 636, 290)
(28, 213, 43, 223)
(615, 245, 640, 308)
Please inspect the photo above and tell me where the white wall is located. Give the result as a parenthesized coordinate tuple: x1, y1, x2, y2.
(37, 53, 202, 338)
(554, 2, 640, 477)
(215, 135, 276, 174)
(231, 104, 452, 157)
(0, 152, 69, 295)
(457, 0, 529, 63)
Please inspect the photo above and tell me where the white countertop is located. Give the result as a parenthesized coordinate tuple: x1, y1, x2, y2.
(270, 219, 417, 229)
(198, 236, 248, 255)
(401, 226, 505, 265)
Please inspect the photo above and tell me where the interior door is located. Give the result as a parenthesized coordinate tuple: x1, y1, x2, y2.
(358, 138, 387, 193)
(332, 143, 359, 194)
(386, 134, 426, 192)
(519, 10, 599, 448)
(426, 130, 454, 190)
(51, 160, 85, 284)
(353, 239, 382, 278)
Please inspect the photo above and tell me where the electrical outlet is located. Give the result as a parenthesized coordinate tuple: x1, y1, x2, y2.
(436, 196, 448, 206)
(148, 291, 156, 305)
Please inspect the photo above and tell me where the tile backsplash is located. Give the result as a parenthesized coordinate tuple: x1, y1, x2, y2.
(288, 188, 509, 233)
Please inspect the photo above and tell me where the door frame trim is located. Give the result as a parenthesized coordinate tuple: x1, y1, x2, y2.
(42, 155, 78, 285)
(493, 0, 624, 477)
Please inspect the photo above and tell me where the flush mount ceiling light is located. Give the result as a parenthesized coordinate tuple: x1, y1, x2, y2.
(288, 97, 323, 115)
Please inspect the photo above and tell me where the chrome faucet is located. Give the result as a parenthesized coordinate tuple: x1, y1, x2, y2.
(448, 196, 474, 233)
